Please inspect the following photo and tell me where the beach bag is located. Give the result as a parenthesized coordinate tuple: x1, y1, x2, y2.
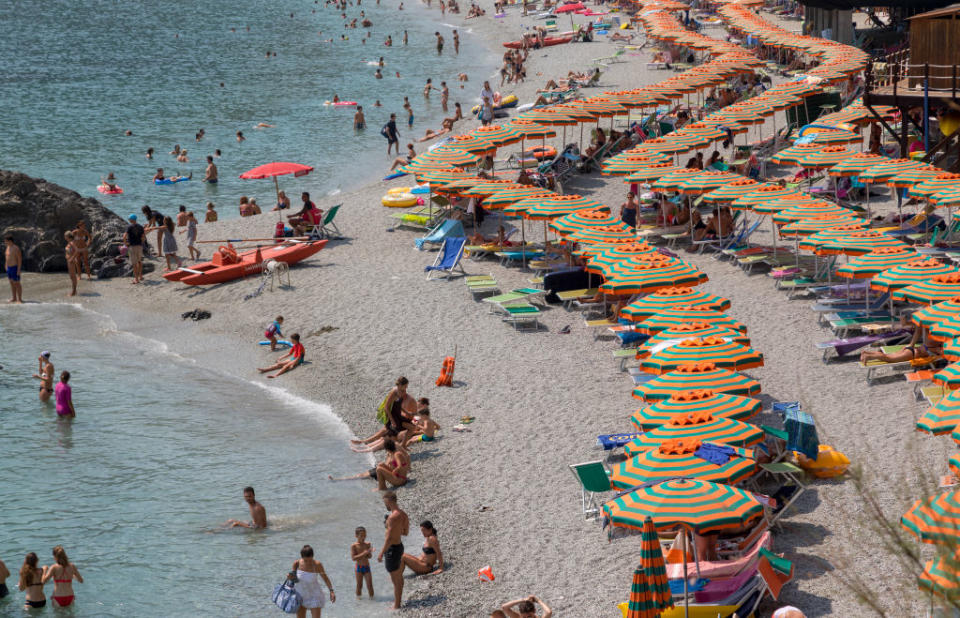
(272, 578, 301, 613)
(380, 124, 390, 139)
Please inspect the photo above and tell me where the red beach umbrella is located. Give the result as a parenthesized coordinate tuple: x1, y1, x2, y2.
(239, 162, 315, 216)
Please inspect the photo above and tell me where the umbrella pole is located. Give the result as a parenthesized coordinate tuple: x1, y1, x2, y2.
(274, 176, 282, 222)
(682, 531, 690, 618)
(521, 218, 527, 268)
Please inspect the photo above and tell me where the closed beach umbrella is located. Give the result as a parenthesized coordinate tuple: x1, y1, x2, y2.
(780, 214, 861, 237)
(872, 259, 959, 292)
(630, 390, 761, 430)
(858, 159, 925, 184)
(919, 549, 960, 599)
(601, 262, 708, 296)
(636, 322, 750, 357)
(551, 208, 619, 235)
(635, 308, 747, 333)
(703, 178, 774, 205)
(633, 362, 761, 402)
(640, 337, 763, 374)
(470, 124, 523, 147)
(917, 389, 960, 434)
(818, 231, 908, 257)
(620, 288, 731, 320)
(611, 438, 757, 488)
(677, 170, 744, 195)
(828, 152, 886, 177)
(601, 477, 765, 534)
(836, 246, 919, 278)
(769, 143, 824, 166)
(629, 517, 674, 618)
(798, 145, 857, 169)
(893, 273, 960, 305)
(902, 490, 960, 544)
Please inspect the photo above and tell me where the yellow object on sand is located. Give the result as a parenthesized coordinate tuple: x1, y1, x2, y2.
(382, 192, 417, 207)
(796, 444, 850, 478)
(620, 22, 631, 29)
(618, 602, 740, 618)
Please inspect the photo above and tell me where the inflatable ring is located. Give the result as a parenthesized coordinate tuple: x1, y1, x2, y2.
(97, 184, 123, 195)
(387, 186, 412, 195)
(526, 146, 557, 160)
(382, 192, 417, 207)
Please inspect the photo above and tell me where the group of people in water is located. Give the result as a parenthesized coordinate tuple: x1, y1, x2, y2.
(0, 547, 83, 610)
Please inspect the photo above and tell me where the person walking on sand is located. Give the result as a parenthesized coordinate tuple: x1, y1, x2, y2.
(33, 351, 54, 402)
(64, 231, 80, 297)
(258, 332, 305, 378)
(264, 315, 285, 351)
(227, 486, 268, 529)
(351, 527, 374, 598)
(72, 220, 93, 280)
(204, 155, 218, 183)
(378, 491, 408, 610)
(42, 546, 82, 608)
(290, 545, 335, 618)
(382, 113, 400, 155)
(54, 371, 76, 418)
(123, 214, 145, 284)
(5, 234, 23, 303)
(502, 596, 553, 618)
(145, 216, 183, 271)
(18, 552, 46, 610)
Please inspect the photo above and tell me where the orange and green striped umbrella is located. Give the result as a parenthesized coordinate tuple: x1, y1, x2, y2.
(619, 288, 731, 320)
(567, 225, 636, 244)
(625, 412, 765, 454)
(412, 167, 474, 187)
(671, 122, 727, 139)
(909, 173, 960, 199)
(872, 259, 959, 292)
(710, 109, 765, 126)
(611, 438, 757, 489)
(483, 188, 555, 209)
(914, 297, 960, 341)
(607, 148, 672, 165)
(636, 322, 749, 355)
(459, 179, 515, 197)
(436, 176, 491, 193)
(858, 158, 925, 184)
(944, 339, 960, 362)
(827, 153, 886, 177)
(469, 124, 523, 146)
(633, 363, 761, 402)
(917, 389, 960, 434)
(575, 97, 629, 118)
(795, 128, 861, 145)
(730, 186, 800, 209)
(677, 170, 744, 195)
(818, 231, 908, 257)
(951, 454, 960, 478)
(919, 549, 960, 599)
(932, 363, 960, 390)
(797, 224, 867, 251)
(601, 477, 764, 534)
(893, 273, 960, 305)
(773, 202, 854, 224)
(503, 119, 557, 140)
(518, 108, 578, 126)
(902, 490, 960, 544)
(769, 143, 824, 165)
(629, 390, 761, 430)
(779, 214, 861, 237)
(521, 194, 605, 220)
(930, 186, 960, 206)
(604, 91, 661, 109)
(584, 244, 658, 272)
(703, 178, 773, 204)
(594, 253, 680, 277)
(624, 163, 686, 183)
(551, 208, 619, 235)
(638, 136, 709, 156)
(401, 146, 480, 172)
(640, 337, 763, 375)
(551, 103, 600, 122)
(444, 133, 497, 155)
(887, 165, 944, 189)
(602, 155, 672, 176)
(836, 246, 919, 278)
(600, 262, 707, 296)
(797, 145, 857, 169)
(627, 517, 674, 618)
(652, 169, 706, 192)
(635, 307, 746, 333)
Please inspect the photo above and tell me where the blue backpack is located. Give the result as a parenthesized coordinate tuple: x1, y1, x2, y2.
(272, 578, 302, 614)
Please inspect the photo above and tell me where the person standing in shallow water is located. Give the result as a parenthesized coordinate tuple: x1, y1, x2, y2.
(54, 371, 75, 418)
(378, 491, 409, 610)
(33, 351, 54, 402)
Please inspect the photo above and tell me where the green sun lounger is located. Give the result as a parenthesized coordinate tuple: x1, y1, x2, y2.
(500, 303, 542, 330)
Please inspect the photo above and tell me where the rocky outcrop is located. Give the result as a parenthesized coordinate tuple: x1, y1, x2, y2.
(0, 169, 146, 277)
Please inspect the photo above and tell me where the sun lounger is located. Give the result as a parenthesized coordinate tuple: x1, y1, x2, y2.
(810, 292, 890, 317)
(665, 530, 772, 580)
(495, 250, 546, 266)
(466, 276, 500, 298)
(826, 314, 898, 338)
(816, 329, 910, 362)
(613, 347, 641, 371)
(860, 345, 941, 385)
(499, 303, 542, 330)
(482, 287, 545, 309)
(761, 461, 810, 529)
(569, 460, 613, 519)
(318, 204, 342, 239)
(425, 236, 466, 280)
(756, 549, 794, 602)
(556, 287, 599, 308)
(585, 317, 618, 340)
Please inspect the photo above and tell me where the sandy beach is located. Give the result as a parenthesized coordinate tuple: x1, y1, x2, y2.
(13, 2, 954, 616)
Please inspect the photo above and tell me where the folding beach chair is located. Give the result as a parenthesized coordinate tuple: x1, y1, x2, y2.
(317, 204, 342, 239)
(415, 219, 465, 250)
(568, 460, 612, 519)
(757, 549, 794, 601)
(425, 237, 466, 280)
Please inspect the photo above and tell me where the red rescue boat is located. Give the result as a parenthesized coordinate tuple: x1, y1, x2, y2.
(503, 33, 574, 49)
(163, 240, 327, 286)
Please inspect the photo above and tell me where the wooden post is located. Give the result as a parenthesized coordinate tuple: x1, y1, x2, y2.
(899, 105, 909, 158)
(954, 64, 958, 99)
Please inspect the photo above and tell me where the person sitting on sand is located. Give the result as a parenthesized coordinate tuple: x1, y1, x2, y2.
(391, 143, 417, 170)
(581, 128, 607, 160)
(331, 438, 410, 489)
(351, 377, 418, 447)
(399, 521, 443, 575)
(257, 333, 305, 378)
(692, 206, 733, 242)
(226, 486, 268, 529)
(353, 398, 436, 452)
(501, 596, 553, 618)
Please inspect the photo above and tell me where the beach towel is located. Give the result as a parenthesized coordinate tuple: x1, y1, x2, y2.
(596, 432, 643, 450)
(783, 408, 819, 460)
(694, 443, 736, 466)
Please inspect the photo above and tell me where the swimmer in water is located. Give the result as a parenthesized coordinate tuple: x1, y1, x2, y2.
(354, 105, 366, 130)
(374, 99, 382, 107)
(375, 68, 383, 79)
(424, 78, 437, 98)
(385, 35, 392, 46)
(146, 147, 154, 160)
(237, 130, 245, 142)
(379, 56, 384, 67)
(440, 81, 449, 112)
(395, 71, 401, 78)
(332, 94, 341, 103)
(255, 122, 274, 129)
(403, 30, 408, 45)
(226, 486, 268, 529)
(170, 144, 181, 156)
(176, 149, 189, 163)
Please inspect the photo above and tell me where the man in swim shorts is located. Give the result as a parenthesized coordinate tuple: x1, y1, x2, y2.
(32, 351, 54, 402)
(4, 235, 23, 303)
(123, 214, 145, 284)
(378, 491, 409, 609)
(383, 114, 400, 155)
(227, 486, 268, 529)
(435, 31, 444, 54)
(204, 156, 218, 183)
(354, 105, 366, 130)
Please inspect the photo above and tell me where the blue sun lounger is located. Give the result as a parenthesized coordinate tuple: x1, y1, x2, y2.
(425, 237, 466, 280)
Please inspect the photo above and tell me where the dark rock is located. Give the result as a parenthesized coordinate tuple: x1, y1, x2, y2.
(0, 170, 134, 273)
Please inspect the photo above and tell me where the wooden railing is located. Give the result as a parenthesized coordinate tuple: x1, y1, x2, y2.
(867, 50, 960, 98)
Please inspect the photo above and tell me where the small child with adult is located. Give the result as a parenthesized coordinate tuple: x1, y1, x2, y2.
(264, 315, 285, 351)
(350, 527, 374, 598)
(55, 371, 76, 418)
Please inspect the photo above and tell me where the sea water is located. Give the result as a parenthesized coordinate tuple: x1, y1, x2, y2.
(0, 303, 397, 616)
(0, 0, 497, 218)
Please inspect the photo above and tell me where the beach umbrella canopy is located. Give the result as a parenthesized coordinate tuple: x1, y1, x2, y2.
(470, 124, 523, 146)
(636, 323, 750, 357)
(836, 246, 919, 278)
(624, 412, 765, 455)
(555, 1, 584, 11)
(624, 163, 686, 183)
(639, 337, 763, 375)
(630, 390, 761, 430)
(629, 517, 674, 618)
(677, 171, 744, 195)
(703, 178, 773, 204)
(909, 173, 960, 199)
(611, 438, 757, 489)
(567, 225, 636, 245)
(601, 262, 708, 296)
(933, 363, 960, 390)
(411, 167, 472, 186)
(459, 179, 515, 197)
(483, 188, 555, 208)
(917, 389, 960, 434)
(551, 103, 601, 122)
(239, 161, 313, 179)
(402, 146, 480, 172)
(828, 153, 886, 177)
(504, 119, 557, 140)
(769, 143, 824, 166)
(445, 133, 497, 155)
(779, 214, 861, 237)
(919, 549, 960, 600)
(602, 477, 765, 534)
(652, 169, 707, 192)
(872, 259, 959, 292)
(858, 159, 925, 184)
(798, 145, 857, 169)
(914, 298, 960, 342)
(902, 490, 960, 544)
(518, 109, 579, 126)
(603, 155, 674, 176)
(797, 224, 867, 252)
(633, 362, 761, 402)
(930, 187, 960, 207)
(635, 308, 747, 334)
(584, 244, 658, 272)
(730, 186, 800, 209)
(577, 97, 629, 117)
(887, 165, 944, 189)
(893, 273, 960, 305)
(521, 194, 605, 220)
(818, 231, 909, 257)
(620, 289, 731, 320)
(796, 128, 862, 145)
(773, 202, 854, 225)
(551, 208, 620, 235)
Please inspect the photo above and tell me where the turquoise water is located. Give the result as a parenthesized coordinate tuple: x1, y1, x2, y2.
(0, 0, 496, 218)
(0, 303, 396, 616)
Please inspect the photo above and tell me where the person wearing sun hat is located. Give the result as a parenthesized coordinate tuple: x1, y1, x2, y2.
(123, 213, 145, 284)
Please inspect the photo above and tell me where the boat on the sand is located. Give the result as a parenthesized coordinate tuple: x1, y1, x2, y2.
(163, 240, 327, 285)
(503, 33, 574, 49)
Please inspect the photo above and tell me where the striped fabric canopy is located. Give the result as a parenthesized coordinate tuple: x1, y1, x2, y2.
(917, 389, 960, 435)
(619, 288, 731, 320)
(445, 133, 497, 155)
(769, 143, 824, 166)
(567, 225, 636, 244)
(818, 231, 908, 257)
(908, 173, 960, 199)
(640, 337, 763, 375)
(600, 262, 708, 296)
(827, 152, 886, 177)
(652, 169, 708, 191)
(932, 363, 960, 390)
(872, 260, 959, 292)
(403, 146, 481, 171)
(636, 323, 750, 357)
(836, 246, 919, 278)
(626, 517, 674, 618)
(636, 308, 747, 334)
(483, 188, 556, 208)
(773, 202, 853, 225)
(623, 163, 686, 183)
(630, 390, 761, 430)
(520, 194, 605, 220)
(703, 178, 773, 204)
(518, 109, 579, 126)
(902, 490, 960, 544)
(677, 171, 744, 195)
(798, 145, 857, 169)
(893, 273, 960, 305)
(610, 438, 757, 488)
(779, 215, 862, 237)
(470, 124, 524, 146)
(797, 224, 867, 252)
(887, 166, 944, 190)
(551, 208, 620, 235)
(919, 550, 960, 599)
(914, 298, 960, 341)
(601, 477, 765, 534)
(730, 186, 800, 209)
(632, 363, 761, 402)
(603, 156, 676, 176)
(584, 244, 659, 273)
(504, 119, 557, 139)
(858, 159, 925, 184)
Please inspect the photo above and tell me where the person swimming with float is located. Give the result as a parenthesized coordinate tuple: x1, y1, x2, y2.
(153, 168, 191, 184)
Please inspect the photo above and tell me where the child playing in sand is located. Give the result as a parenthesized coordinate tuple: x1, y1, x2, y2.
(264, 316, 284, 351)
(351, 527, 374, 598)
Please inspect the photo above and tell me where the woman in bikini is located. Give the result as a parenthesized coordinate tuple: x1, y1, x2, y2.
(400, 521, 444, 574)
(18, 552, 45, 610)
(860, 321, 940, 364)
(64, 231, 80, 296)
(73, 221, 93, 280)
(42, 546, 82, 608)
